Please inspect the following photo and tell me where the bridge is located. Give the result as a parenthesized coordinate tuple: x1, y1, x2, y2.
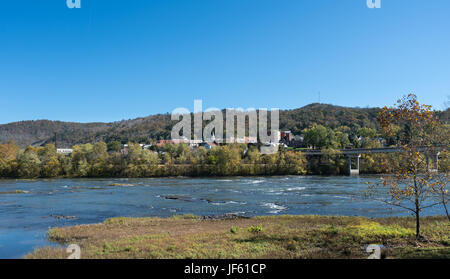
(298, 146, 448, 176)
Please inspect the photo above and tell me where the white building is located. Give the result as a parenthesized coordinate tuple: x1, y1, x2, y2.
(57, 149, 73, 155)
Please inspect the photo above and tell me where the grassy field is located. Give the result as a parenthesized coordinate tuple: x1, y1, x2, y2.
(26, 215, 450, 259)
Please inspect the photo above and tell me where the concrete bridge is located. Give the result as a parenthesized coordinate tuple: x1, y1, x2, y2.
(299, 146, 447, 176)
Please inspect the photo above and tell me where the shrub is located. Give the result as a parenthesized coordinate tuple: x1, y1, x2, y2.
(230, 226, 240, 234)
(248, 224, 263, 233)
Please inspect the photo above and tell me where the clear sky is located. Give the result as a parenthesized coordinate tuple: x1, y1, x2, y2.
(1, 0, 449, 124)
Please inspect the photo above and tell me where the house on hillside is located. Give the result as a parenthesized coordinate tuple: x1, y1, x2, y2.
(281, 131, 294, 142)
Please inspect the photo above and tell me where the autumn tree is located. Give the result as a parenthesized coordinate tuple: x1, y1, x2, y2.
(189, 147, 208, 175)
(245, 146, 263, 175)
(207, 144, 243, 176)
(0, 141, 19, 177)
(369, 94, 445, 239)
(123, 143, 160, 177)
(279, 150, 307, 175)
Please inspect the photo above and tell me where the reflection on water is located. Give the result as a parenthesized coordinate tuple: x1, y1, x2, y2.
(0, 176, 443, 258)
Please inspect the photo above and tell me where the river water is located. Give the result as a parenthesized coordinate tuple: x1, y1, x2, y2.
(0, 176, 444, 258)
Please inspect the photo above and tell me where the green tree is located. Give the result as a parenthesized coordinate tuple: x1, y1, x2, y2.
(358, 127, 376, 138)
(107, 141, 122, 153)
(17, 147, 41, 178)
(90, 142, 109, 176)
(71, 144, 92, 177)
(38, 144, 61, 177)
(303, 125, 341, 149)
(335, 131, 350, 149)
(124, 143, 161, 177)
(303, 125, 328, 149)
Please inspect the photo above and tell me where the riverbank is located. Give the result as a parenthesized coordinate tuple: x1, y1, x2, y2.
(26, 215, 450, 259)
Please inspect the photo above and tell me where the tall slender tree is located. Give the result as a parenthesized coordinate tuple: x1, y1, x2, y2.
(369, 94, 445, 239)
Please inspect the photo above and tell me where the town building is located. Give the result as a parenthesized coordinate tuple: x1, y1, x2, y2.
(281, 131, 294, 142)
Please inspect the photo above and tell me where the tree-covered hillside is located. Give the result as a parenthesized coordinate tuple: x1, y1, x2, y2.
(0, 104, 448, 148)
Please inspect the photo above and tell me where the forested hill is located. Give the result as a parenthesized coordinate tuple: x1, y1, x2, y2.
(279, 104, 382, 135)
(1, 104, 448, 148)
(0, 120, 113, 148)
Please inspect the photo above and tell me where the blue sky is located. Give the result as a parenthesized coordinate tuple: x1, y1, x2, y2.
(0, 0, 449, 124)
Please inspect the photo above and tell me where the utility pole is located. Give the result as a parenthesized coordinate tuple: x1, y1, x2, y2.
(54, 132, 57, 149)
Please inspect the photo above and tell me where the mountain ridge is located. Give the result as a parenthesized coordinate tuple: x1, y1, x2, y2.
(1, 103, 448, 148)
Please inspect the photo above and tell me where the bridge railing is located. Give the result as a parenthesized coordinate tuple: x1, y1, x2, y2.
(297, 145, 448, 156)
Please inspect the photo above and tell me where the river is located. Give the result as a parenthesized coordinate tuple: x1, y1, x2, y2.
(0, 176, 444, 258)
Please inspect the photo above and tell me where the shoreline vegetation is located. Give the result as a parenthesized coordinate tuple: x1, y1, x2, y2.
(26, 215, 450, 259)
(1, 95, 448, 179)
(0, 141, 448, 179)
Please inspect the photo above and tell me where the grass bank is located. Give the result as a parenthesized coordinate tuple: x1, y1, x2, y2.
(26, 215, 450, 259)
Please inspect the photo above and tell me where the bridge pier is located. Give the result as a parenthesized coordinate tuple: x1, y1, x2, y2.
(426, 152, 440, 173)
(347, 154, 361, 176)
